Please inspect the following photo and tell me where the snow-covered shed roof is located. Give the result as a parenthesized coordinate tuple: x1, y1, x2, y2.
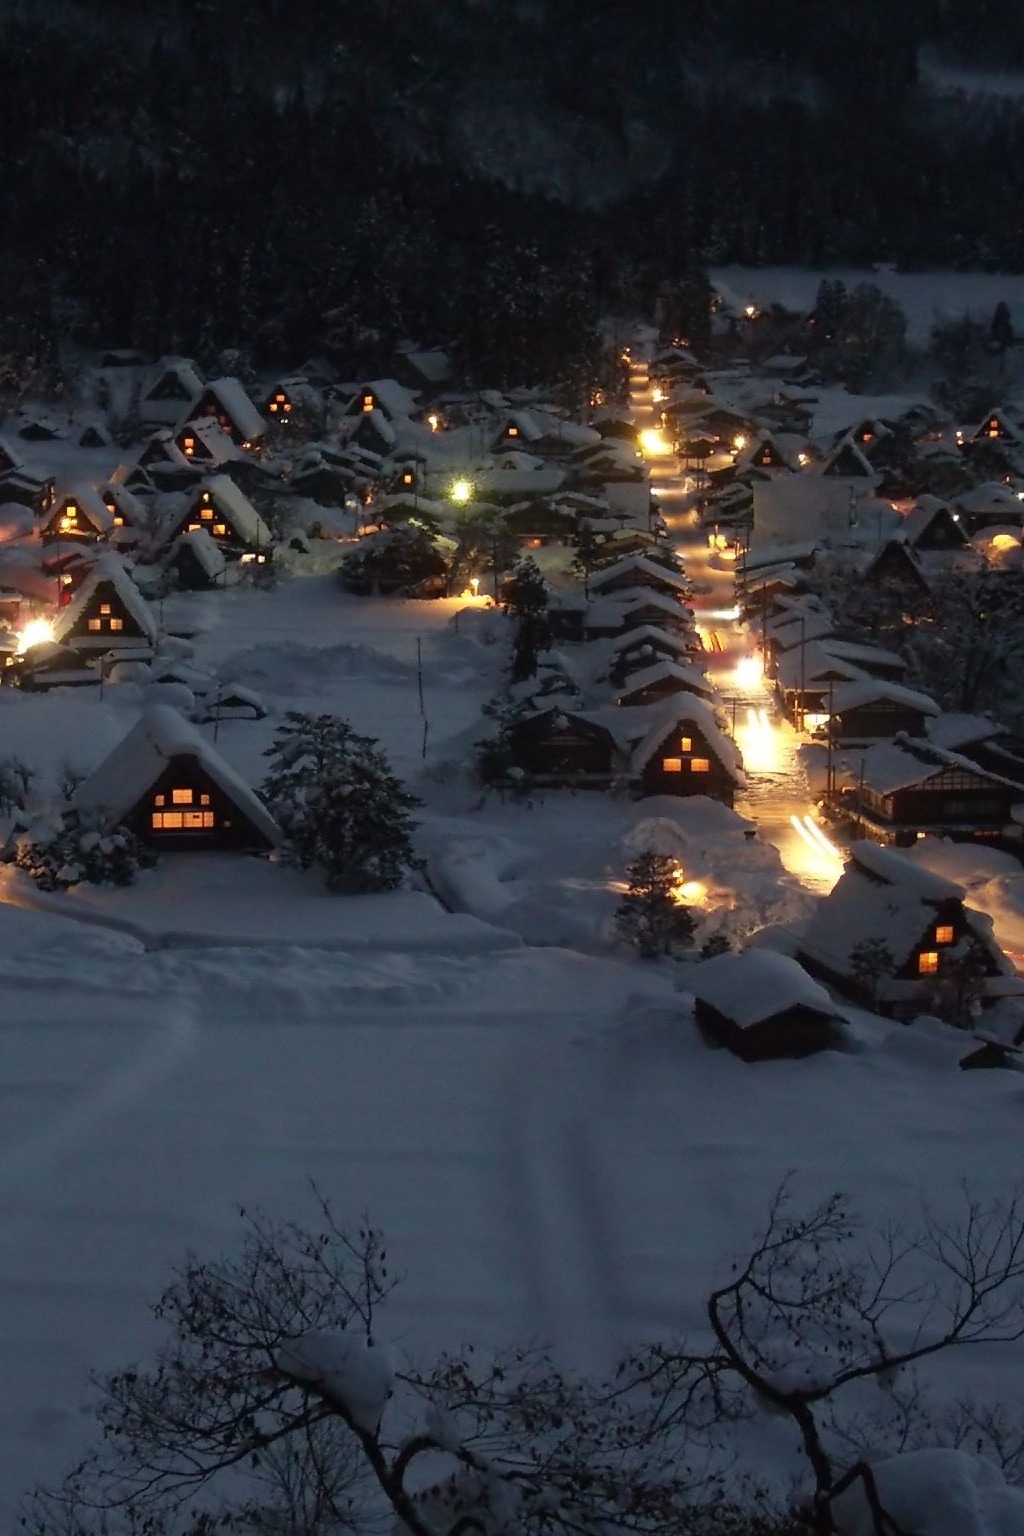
(604, 625, 693, 659)
(73, 705, 281, 846)
(166, 528, 228, 580)
(628, 695, 744, 780)
(857, 738, 947, 796)
(396, 348, 451, 386)
(345, 378, 419, 420)
(775, 645, 867, 692)
(742, 540, 819, 572)
(955, 482, 1024, 517)
(53, 556, 158, 645)
(142, 356, 204, 405)
(926, 713, 1004, 752)
(201, 377, 266, 441)
(819, 435, 876, 477)
(768, 611, 835, 652)
(589, 554, 690, 594)
(901, 501, 967, 547)
(688, 950, 841, 1028)
(178, 417, 244, 465)
(615, 658, 713, 701)
(829, 680, 940, 717)
(818, 638, 907, 674)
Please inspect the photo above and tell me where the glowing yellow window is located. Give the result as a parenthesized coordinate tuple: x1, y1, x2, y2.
(662, 757, 683, 773)
(152, 811, 183, 828)
(87, 618, 102, 631)
(268, 401, 279, 412)
(187, 523, 202, 532)
(182, 810, 215, 829)
(362, 395, 374, 412)
(283, 402, 292, 413)
(690, 758, 711, 773)
(213, 523, 228, 536)
(113, 515, 124, 527)
(200, 507, 214, 519)
(183, 438, 195, 455)
(200, 793, 210, 806)
(508, 425, 519, 437)
(109, 618, 123, 631)
(935, 925, 954, 945)
(680, 737, 692, 753)
(918, 951, 939, 975)
(62, 508, 77, 522)
(154, 794, 166, 807)
(99, 604, 111, 615)
(172, 788, 194, 805)
(402, 473, 414, 485)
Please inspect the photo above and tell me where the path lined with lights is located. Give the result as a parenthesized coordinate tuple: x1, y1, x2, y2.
(629, 357, 845, 894)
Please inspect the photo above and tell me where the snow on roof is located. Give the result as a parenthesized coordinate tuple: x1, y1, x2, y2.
(743, 539, 819, 571)
(73, 704, 281, 845)
(605, 624, 693, 657)
(857, 738, 946, 795)
(689, 950, 841, 1027)
(926, 713, 1004, 751)
(397, 348, 451, 385)
(104, 483, 147, 525)
(0, 433, 25, 470)
(53, 556, 158, 645)
(179, 417, 243, 464)
(187, 476, 273, 548)
(52, 482, 115, 535)
(775, 645, 867, 691)
(818, 638, 906, 671)
(142, 356, 204, 402)
(798, 845, 967, 973)
(615, 658, 713, 700)
(167, 528, 228, 579)
(769, 612, 835, 651)
(955, 481, 1024, 515)
(201, 377, 266, 440)
(628, 695, 744, 780)
(589, 554, 690, 593)
(830, 679, 940, 717)
(819, 435, 876, 477)
(901, 501, 966, 546)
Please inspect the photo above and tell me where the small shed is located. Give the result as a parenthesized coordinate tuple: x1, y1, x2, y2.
(691, 950, 843, 1061)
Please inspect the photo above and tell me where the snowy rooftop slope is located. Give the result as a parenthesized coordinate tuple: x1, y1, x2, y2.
(589, 554, 690, 594)
(927, 713, 1004, 751)
(688, 949, 841, 1027)
(858, 738, 946, 795)
(193, 476, 273, 548)
(615, 658, 713, 700)
(166, 528, 228, 580)
(203, 377, 266, 440)
(849, 841, 963, 899)
(627, 696, 744, 780)
(53, 556, 158, 646)
(53, 482, 115, 536)
(829, 680, 940, 716)
(73, 703, 281, 845)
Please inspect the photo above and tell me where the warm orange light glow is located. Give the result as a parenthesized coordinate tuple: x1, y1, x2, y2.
(16, 617, 54, 653)
(639, 428, 672, 457)
(935, 925, 954, 945)
(734, 654, 763, 688)
(918, 951, 939, 975)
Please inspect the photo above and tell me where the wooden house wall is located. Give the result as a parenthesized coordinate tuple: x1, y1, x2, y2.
(65, 585, 149, 645)
(639, 723, 736, 807)
(831, 702, 933, 743)
(508, 722, 616, 781)
(123, 758, 270, 850)
(875, 774, 1019, 828)
(695, 999, 833, 1060)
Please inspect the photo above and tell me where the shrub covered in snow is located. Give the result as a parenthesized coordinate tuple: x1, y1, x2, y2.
(261, 712, 421, 892)
(13, 812, 157, 891)
(339, 525, 451, 598)
(615, 850, 696, 958)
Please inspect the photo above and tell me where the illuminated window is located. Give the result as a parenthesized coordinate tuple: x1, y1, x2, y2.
(183, 437, 196, 455)
(187, 523, 202, 532)
(690, 758, 711, 773)
(87, 617, 101, 631)
(200, 507, 214, 519)
(213, 523, 228, 536)
(269, 401, 279, 412)
(113, 515, 124, 527)
(680, 737, 692, 753)
(109, 618, 123, 631)
(402, 473, 414, 485)
(918, 951, 939, 975)
(99, 604, 111, 615)
(935, 925, 954, 945)
(362, 394, 374, 412)
(662, 757, 683, 773)
(172, 788, 194, 805)
(152, 810, 214, 831)
(200, 793, 210, 806)
(283, 402, 292, 413)
(507, 425, 519, 437)
(154, 794, 165, 807)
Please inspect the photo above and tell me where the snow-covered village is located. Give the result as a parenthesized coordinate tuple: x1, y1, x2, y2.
(8, 6, 1024, 1535)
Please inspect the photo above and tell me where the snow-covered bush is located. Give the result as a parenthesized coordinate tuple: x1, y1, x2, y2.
(14, 812, 157, 891)
(615, 851, 696, 958)
(0, 755, 33, 815)
(261, 712, 421, 892)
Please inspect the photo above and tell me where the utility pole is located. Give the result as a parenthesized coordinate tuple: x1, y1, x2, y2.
(798, 613, 807, 735)
(825, 674, 835, 808)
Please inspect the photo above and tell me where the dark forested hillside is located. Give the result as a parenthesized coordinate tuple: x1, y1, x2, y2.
(4, 0, 1024, 383)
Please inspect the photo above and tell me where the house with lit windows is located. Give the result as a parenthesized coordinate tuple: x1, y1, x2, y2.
(629, 696, 744, 806)
(188, 378, 266, 449)
(842, 731, 1024, 848)
(51, 557, 158, 654)
(173, 418, 243, 468)
(72, 705, 280, 852)
(162, 528, 228, 591)
(796, 842, 1021, 1017)
(0, 465, 55, 515)
(971, 409, 1021, 447)
(39, 485, 116, 543)
(166, 476, 273, 557)
(342, 379, 419, 422)
(614, 658, 714, 708)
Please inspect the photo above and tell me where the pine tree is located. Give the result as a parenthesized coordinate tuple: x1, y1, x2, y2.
(261, 713, 421, 892)
(990, 300, 1015, 373)
(503, 556, 548, 619)
(614, 852, 696, 959)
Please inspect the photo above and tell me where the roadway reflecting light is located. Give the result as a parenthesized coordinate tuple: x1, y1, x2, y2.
(639, 428, 673, 457)
(734, 654, 763, 688)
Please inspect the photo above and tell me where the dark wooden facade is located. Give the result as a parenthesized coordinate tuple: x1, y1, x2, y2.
(695, 998, 837, 1061)
(61, 580, 151, 647)
(851, 762, 1024, 846)
(637, 720, 737, 807)
(826, 698, 936, 746)
(122, 758, 275, 851)
(505, 713, 618, 786)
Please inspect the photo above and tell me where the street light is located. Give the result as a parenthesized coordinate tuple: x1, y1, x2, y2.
(449, 478, 474, 504)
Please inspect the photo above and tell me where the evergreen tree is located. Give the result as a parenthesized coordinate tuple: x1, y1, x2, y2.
(510, 609, 551, 684)
(261, 713, 421, 892)
(614, 852, 696, 959)
(990, 300, 1015, 373)
(503, 556, 548, 619)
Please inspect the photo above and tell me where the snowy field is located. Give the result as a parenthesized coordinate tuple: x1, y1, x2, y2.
(2, 555, 1024, 1525)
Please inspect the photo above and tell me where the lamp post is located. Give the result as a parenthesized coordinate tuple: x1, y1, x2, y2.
(798, 613, 807, 735)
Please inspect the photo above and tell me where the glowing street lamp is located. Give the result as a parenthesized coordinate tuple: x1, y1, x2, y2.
(470, 576, 480, 597)
(449, 478, 474, 504)
(16, 617, 55, 654)
(638, 428, 672, 458)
